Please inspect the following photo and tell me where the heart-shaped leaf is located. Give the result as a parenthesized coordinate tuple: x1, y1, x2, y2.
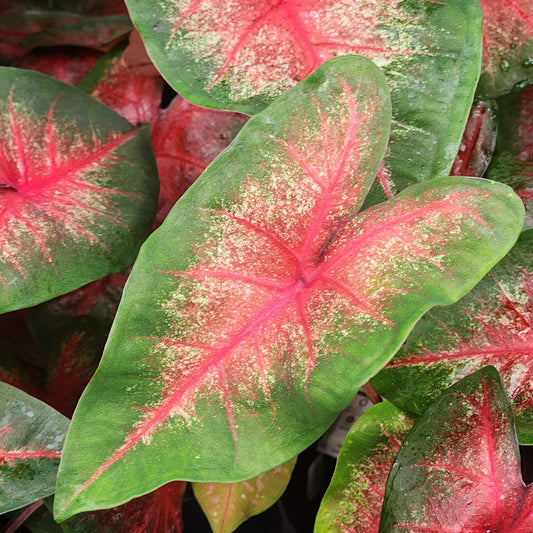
(0, 381, 69, 514)
(193, 458, 296, 533)
(0, 67, 158, 313)
(54, 56, 524, 520)
(379, 367, 533, 533)
(127, 0, 482, 200)
(477, 0, 533, 98)
(372, 229, 533, 444)
(488, 85, 533, 229)
(315, 402, 413, 533)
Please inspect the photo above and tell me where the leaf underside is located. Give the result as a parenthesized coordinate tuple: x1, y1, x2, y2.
(372, 230, 533, 444)
(379, 367, 533, 533)
(54, 56, 524, 520)
(0, 67, 158, 313)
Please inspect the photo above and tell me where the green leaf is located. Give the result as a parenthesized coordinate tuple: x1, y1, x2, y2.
(488, 86, 533, 230)
(54, 55, 523, 520)
(372, 230, 533, 444)
(0, 382, 69, 514)
(379, 367, 533, 533)
(193, 458, 296, 533)
(0, 67, 158, 313)
(477, 0, 533, 98)
(128, 0, 482, 199)
(315, 402, 413, 533)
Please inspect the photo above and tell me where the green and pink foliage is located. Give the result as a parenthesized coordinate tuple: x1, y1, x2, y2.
(193, 458, 296, 533)
(0, 67, 158, 313)
(488, 85, 533, 229)
(314, 402, 413, 533)
(477, 0, 533, 98)
(0, 382, 69, 514)
(379, 367, 533, 533)
(54, 55, 524, 520)
(126, 0, 482, 202)
(372, 230, 533, 443)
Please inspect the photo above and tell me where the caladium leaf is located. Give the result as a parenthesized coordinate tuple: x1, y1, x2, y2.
(314, 402, 413, 533)
(379, 366, 532, 533)
(488, 85, 533, 230)
(54, 55, 524, 520)
(193, 458, 296, 533)
(372, 230, 533, 444)
(16, 47, 102, 86)
(477, 0, 533, 98)
(127, 0, 482, 198)
(0, 381, 69, 514)
(0, 67, 158, 314)
(79, 31, 164, 126)
(151, 95, 247, 225)
(450, 99, 498, 178)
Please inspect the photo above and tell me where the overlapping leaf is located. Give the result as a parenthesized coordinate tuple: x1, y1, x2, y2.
(488, 85, 533, 229)
(54, 56, 524, 520)
(372, 230, 533, 444)
(315, 402, 413, 533)
(193, 459, 296, 533)
(379, 367, 533, 533)
(477, 0, 533, 98)
(0, 382, 69, 514)
(127, 0, 482, 200)
(0, 67, 158, 313)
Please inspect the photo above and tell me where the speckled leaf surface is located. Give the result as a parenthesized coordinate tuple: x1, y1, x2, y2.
(315, 402, 413, 533)
(0, 68, 158, 314)
(488, 85, 533, 229)
(379, 367, 533, 533)
(127, 0, 481, 199)
(478, 0, 533, 98)
(372, 230, 533, 444)
(54, 56, 524, 520)
(193, 458, 296, 533)
(0, 382, 69, 514)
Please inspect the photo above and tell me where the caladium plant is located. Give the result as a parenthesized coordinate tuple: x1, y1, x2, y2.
(0, 1, 531, 532)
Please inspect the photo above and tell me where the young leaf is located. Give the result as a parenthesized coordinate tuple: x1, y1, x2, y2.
(193, 458, 296, 533)
(79, 31, 164, 126)
(477, 0, 533, 98)
(379, 367, 532, 533)
(0, 67, 158, 313)
(488, 85, 533, 229)
(372, 230, 533, 444)
(128, 0, 482, 198)
(0, 382, 69, 514)
(315, 402, 413, 533)
(54, 55, 524, 520)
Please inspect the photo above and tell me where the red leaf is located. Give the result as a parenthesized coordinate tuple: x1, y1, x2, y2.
(151, 96, 247, 225)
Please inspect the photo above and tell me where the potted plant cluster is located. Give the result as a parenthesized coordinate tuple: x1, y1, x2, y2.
(0, 0, 532, 532)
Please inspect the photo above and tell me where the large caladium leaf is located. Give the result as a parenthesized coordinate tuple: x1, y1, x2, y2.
(54, 56, 524, 520)
(379, 367, 533, 533)
(127, 0, 482, 198)
(372, 229, 533, 444)
(477, 0, 533, 98)
(0, 67, 158, 314)
(0, 382, 69, 514)
(488, 85, 533, 229)
(193, 458, 296, 533)
(315, 402, 413, 533)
